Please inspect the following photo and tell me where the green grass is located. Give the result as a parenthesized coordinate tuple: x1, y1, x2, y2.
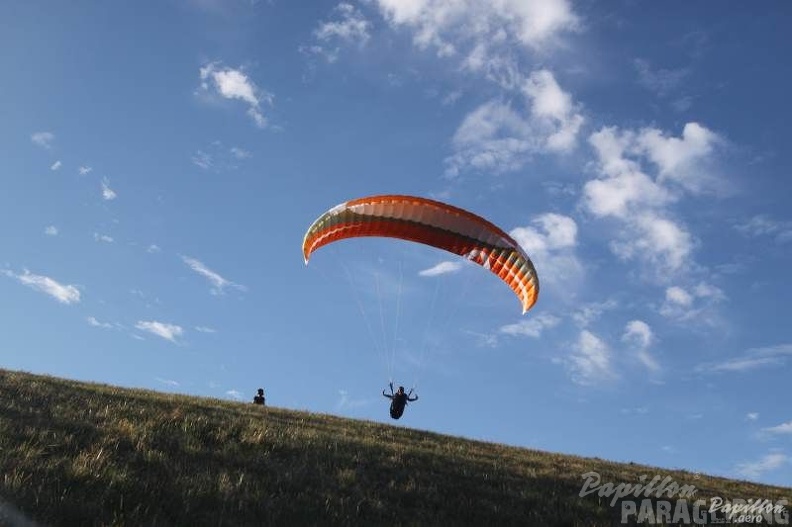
(0, 369, 788, 526)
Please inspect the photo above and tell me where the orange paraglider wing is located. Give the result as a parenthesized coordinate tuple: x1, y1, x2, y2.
(302, 195, 539, 313)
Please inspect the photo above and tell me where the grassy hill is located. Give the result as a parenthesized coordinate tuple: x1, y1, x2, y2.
(0, 369, 788, 526)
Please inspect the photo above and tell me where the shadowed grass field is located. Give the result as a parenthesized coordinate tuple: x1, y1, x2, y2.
(0, 369, 789, 526)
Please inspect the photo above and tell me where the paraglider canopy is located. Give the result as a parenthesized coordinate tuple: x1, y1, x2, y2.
(302, 194, 540, 313)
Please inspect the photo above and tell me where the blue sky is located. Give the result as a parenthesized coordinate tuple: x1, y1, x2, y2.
(2, 1, 791, 488)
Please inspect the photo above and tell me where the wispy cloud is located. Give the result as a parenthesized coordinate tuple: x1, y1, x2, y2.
(147, 244, 161, 253)
(101, 178, 117, 200)
(659, 282, 725, 322)
(315, 3, 371, 45)
(94, 233, 114, 243)
(562, 330, 617, 386)
(31, 131, 55, 149)
(44, 225, 58, 236)
(336, 389, 371, 411)
(734, 452, 789, 480)
(572, 299, 618, 328)
(445, 70, 584, 176)
(418, 261, 462, 277)
(191, 142, 252, 171)
(761, 421, 792, 436)
(195, 326, 217, 334)
(50, 160, 62, 171)
(735, 214, 792, 244)
(135, 321, 184, 343)
(633, 58, 689, 97)
(225, 389, 244, 401)
(622, 320, 660, 373)
(3, 269, 81, 304)
(156, 377, 181, 387)
(87, 316, 114, 329)
(301, 3, 371, 65)
(78, 166, 92, 175)
(500, 313, 560, 338)
(230, 146, 250, 159)
(697, 343, 792, 373)
(198, 63, 273, 128)
(181, 255, 246, 295)
(746, 412, 759, 421)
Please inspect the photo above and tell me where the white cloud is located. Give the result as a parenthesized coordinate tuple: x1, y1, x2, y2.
(94, 233, 114, 243)
(761, 421, 792, 436)
(156, 377, 180, 387)
(564, 330, 616, 386)
(610, 214, 693, 276)
(101, 178, 117, 200)
(225, 389, 244, 401)
(622, 320, 652, 348)
(199, 63, 272, 128)
(375, 0, 578, 57)
(572, 299, 618, 328)
(147, 244, 161, 253)
(31, 132, 55, 149)
(582, 123, 724, 281)
(3, 269, 81, 304)
(191, 150, 213, 170)
(230, 146, 251, 159)
(135, 321, 184, 343)
(746, 412, 759, 421)
(181, 255, 246, 294)
(315, 3, 371, 45)
(195, 326, 217, 333)
(50, 161, 62, 171)
(442, 90, 462, 106)
(78, 166, 92, 175)
(637, 122, 722, 194)
(418, 261, 462, 276)
(660, 282, 725, 321)
(522, 69, 584, 153)
(509, 212, 583, 288)
(44, 226, 58, 236)
(735, 452, 789, 480)
(299, 44, 340, 64)
(622, 320, 660, 372)
(445, 100, 535, 176)
(500, 313, 560, 338)
(192, 143, 252, 171)
(697, 343, 792, 373)
(87, 316, 113, 329)
(445, 70, 583, 176)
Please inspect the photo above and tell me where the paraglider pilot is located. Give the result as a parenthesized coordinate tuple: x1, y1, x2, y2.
(382, 382, 418, 420)
(253, 388, 266, 406)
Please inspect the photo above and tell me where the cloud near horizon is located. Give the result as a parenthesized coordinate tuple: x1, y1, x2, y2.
(135, 321, 184, 343)
(3, 269, 81, 304)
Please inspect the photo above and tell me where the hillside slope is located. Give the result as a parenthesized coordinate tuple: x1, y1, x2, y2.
(0, 369, 788, 526)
